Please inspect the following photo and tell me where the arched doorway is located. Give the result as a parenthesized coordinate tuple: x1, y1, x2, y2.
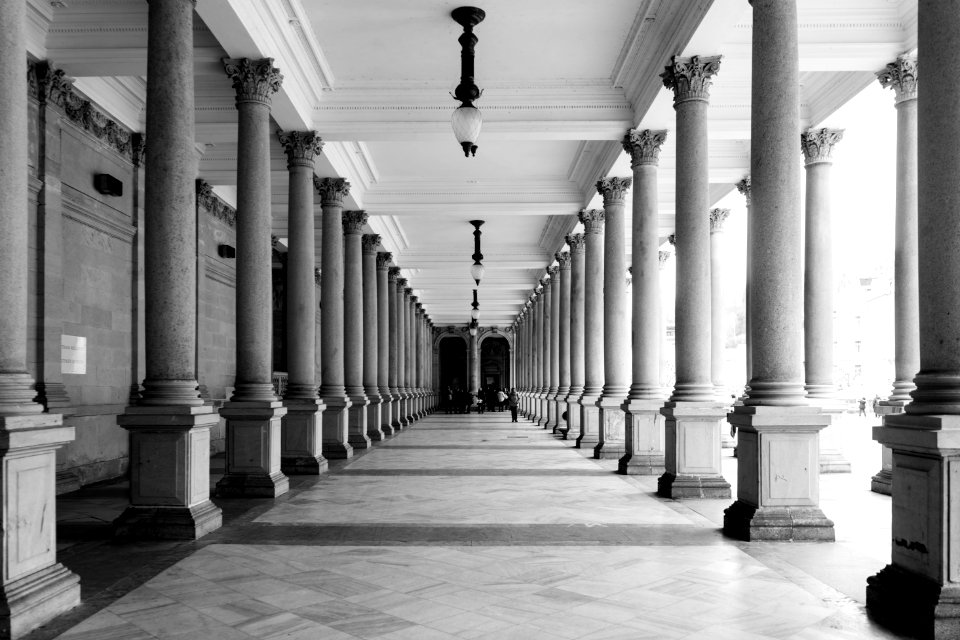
(439, 336, 468, 392)
(480, 335, 510, 391)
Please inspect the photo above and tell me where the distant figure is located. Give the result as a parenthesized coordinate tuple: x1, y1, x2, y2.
(508, 388, 519, 422)
(858, 397, 866, 417)
(872, 395, 881, 418)
(497, 388, 508, 412)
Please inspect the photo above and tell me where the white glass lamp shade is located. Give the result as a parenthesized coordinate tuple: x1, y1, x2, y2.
(452, 105, 482, 156)
(470, 263, 485, 285)
(468, 324, 478, 336)
(471, 308, 480, 321)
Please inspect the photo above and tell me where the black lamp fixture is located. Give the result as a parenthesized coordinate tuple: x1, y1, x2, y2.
(451, 6, 485, 157)
(471, 289, 480, 321)
(470, 219, 485, 285)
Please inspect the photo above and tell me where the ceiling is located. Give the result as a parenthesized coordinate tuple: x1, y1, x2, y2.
(26, 0, 917, 326)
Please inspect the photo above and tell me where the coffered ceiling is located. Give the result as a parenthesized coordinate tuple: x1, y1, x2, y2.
(26, 0, 917, 326)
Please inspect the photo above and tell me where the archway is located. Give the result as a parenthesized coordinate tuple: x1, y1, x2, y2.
(480, 335, 510, 392)
(438, 336, 468, 392)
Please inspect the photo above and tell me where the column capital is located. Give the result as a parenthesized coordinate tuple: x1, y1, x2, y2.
(342, 210, 368, 234)
(667, 233, 676, 247)
(410, 295, 418, 305)
(361, 233, 381, 254)
(404, 287, 413, 296)
(801, 128, 844, 166)
(877, 55, 917, 104)
(622, 129, 668, 167)
(659, 250, 671, 268)
(546, 266, 559, 280)
(596, 176, 633, 206)
(578, 208, 605, 234)
(396, 277, 407, 291)
(388, 267, 401, 281)
(314, 177, 351, 206)
(709, 208, 731, 233)
(735, 175, 752, 206)
(277, 130, 323, 169)
(661, 54, 721, 105)
(566, 233, 586, 254)
(556, 251, 571, 269)
(222, 57, 282, 106)
(376, 251, 393, 270)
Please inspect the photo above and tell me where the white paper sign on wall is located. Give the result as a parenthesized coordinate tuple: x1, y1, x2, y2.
(61, 335, 87, 375)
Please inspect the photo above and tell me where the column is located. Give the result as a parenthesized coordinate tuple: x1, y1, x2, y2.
(551, 258, 564, 433)
(377, 252, 395, 436)
(540, 272, 554, 428)
(342, 211, 371, 450)
(710, 207, 736, 452)
(596, 177, 632, 459)
(362, 234, 384, 442)
(620, 129, 668, 475)
(556, 251, 572, 434)
(388, 268, 404, 429)
(405, 289, 417, 423)
(533, 283, 545, 423)
(217, 58, 289, 497)
(801, 129, 851, 473)
(278, 131, 326, 475)
(658, 54, 731, 499)
(736, 177, 753, 402)
(873, 55, 919, 496)
(517, 308, 527, 415)
(522, 300, 532, 417)
(317, 178, 353, 458)
(566, 233, 586, 440)
(414, 303, 425, 418)
(578, 209, 605, 448)
(396, 278, 409, 426)
(724, 0, 833, 540)
(469, 324, 479, 397)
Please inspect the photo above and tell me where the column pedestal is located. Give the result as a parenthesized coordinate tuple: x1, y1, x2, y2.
(596, 397, 626, 459)
(723, 405, 834, 540)
(322, 396, 354, 458)
(577, 393, 601, 449)
(116, 406, 222, 537)
(217, 402, 289, 497)
(658, 402, 731, 498)
(347, 394, 372, 450)
(546, 396, 557, 431)
(366, 396, 384, 442)
(872, 401, 904, 494)
(619, 399, 665, 475)
(281, 398, 327, 475)
(563, 392, 582, 440)
(379, 393, 395, 437)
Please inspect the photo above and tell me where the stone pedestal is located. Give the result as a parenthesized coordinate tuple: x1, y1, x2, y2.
(596, 397, 626, 460)
(619, 399, 666, 475)
(658, 402, 731, 499)
(217, 402, 289, 497)
(347, 393, 371, 451)
(0, 414, 80, 638)
(578, 395, 602, 450)
(322, 396, 353, 459)
(872, 398, 901, 495)
(281, 398, 327, 474)
(117, 406, 222, 537)
(724, 405, 833, 540)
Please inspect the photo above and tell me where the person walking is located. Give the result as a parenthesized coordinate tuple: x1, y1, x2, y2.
(508, 388, 519, 422)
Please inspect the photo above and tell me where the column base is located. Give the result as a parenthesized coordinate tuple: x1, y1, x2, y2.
(0, 563, 80, 640)
(576, 395, 601, 449)
(658, 473, 731, 499)
(366, 395, 385, 442)
(595, 396, 626, 460)
(563, 394, 582, 440)
(321, 394, 354, 459)
(281, 454, 328, 475)
(114, 500, 223, 541)
(723, 500, 835, 541)
(867, 564, 960, 640)
(217, 401, 289, 498)
(659, 402, 731, 499)
(619, 399, 665, 475)
(871, 467, 892, 495)
(281, 398, 327, 476)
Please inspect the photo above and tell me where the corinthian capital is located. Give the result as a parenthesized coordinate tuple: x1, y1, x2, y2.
(314, 177, 351, 207)
(801, 128, 844, 166)
(277, 130, 323, 169)
(578, 208, 605, 234)
(396, 278, 408, 292)
(388, 267, 401, 281)
(596, 177, 632, 206)
(877, 55, 917, 104)
(223, 58, 283, 106)
(709, 208, 730, 233)
(377, 252, 393, 270)
(566, 233, 586, 254)
(667, 233, 676, 247)
(362, 234, 381, 253)
(622, 129, 668, 167)
(661, 55, 721, 105)
(342, 210, 368, 234)
(556, 251, 571, 269)
(735, 176, 752, 206)
(547, 265, 559, 280)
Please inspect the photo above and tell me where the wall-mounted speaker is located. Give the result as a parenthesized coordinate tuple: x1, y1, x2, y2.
(93, 173, 123, 197)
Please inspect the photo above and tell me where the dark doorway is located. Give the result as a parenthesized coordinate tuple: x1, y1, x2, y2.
(480, 335, 510, 391)
(439, 336, 468, 392)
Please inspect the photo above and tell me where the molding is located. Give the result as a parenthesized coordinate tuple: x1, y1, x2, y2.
(62, 186, 136, 243)
(197, 179, 237, 227)
(204, 255, 237, 288)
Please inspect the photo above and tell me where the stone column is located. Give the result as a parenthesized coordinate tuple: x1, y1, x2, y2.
(469, 326, 479, 397)
(867, 3, 960, 634)
(550, 260, 563, 433)
(596, 178, 632, 459)
(658, 54, 731, 499)
(541, 272, 554, 428)
(388, 268, 403, 429)
(620, 129, 668, 475)
(377, 253, 395, 436)
(415, 304, 425, 417)
(317, 178, 353, 458)
(395, 278, 409, 426)
(556, 251, 572, 434)
(217, 58, 289, 497)
(362, 234, 384, 442)
(277, 131, 326, 475)
(0, 0, 75, 630)
(736, 177, 753, 401)
(566, 233, 586, 440)
(517, 309, 527, 414)
(112, 0, 219, 546)
(405, 289, 418, 423)
(710, 207, 736, 452)
(534, 284, 546, 423)
(578, 209, 605, 448)
(873, 56, 919, 496)
(342, 211, 371, 450)
(724, 0, 833, 540)
(522, 301, 533, 416)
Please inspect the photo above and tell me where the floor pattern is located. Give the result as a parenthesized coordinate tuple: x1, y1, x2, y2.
(50, 411, 908, 639)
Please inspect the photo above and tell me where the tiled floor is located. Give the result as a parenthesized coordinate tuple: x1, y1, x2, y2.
(41, 409, 911, 639)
